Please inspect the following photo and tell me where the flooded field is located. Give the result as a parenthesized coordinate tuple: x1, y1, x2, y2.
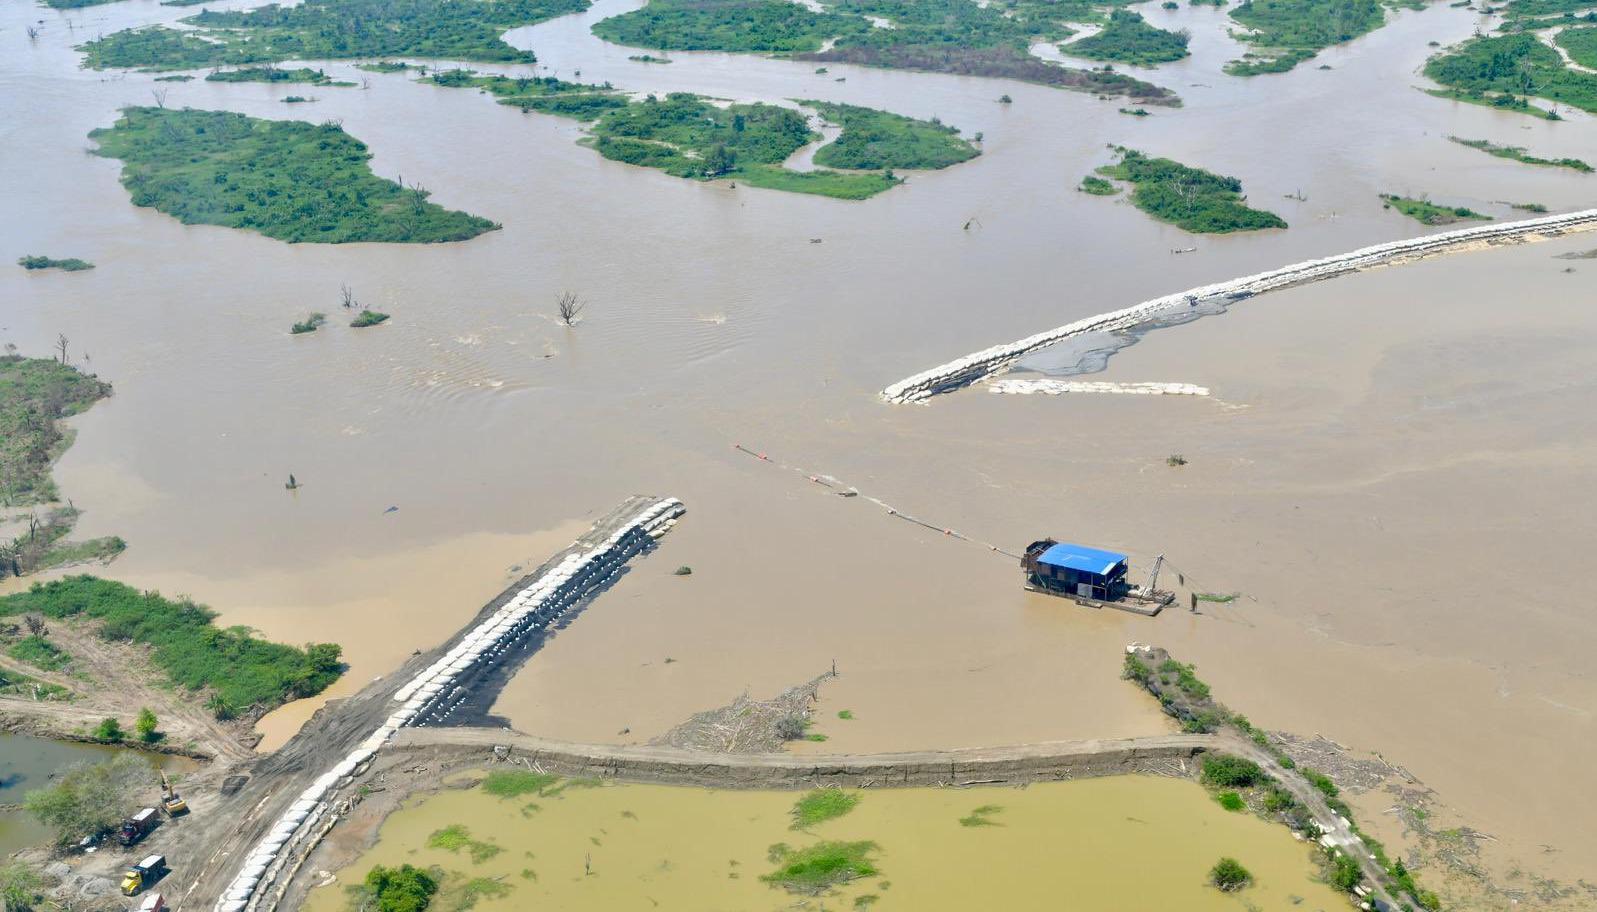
(0, 733, 190, 856)
(5, 0, 1597, 898)
(305, 774, 1349, 912)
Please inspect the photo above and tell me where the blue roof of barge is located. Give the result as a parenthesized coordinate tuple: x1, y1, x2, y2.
(1038, 543, 1128, 576)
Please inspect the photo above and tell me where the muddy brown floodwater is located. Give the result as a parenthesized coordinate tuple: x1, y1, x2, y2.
(303, 774, 1350, 912)
(4, 0, 1596, 899)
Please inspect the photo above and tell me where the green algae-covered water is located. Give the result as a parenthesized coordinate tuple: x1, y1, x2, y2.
(305, 773, 1349, 911)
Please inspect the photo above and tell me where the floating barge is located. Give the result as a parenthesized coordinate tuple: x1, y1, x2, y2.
(1021, 539, 1174, 617)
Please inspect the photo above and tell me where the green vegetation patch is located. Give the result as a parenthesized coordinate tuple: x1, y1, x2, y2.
(594, 0, 1180, 104)
(1557, 26, 1597, 70)
(1063, 10, 1191, 65)
(803, 100, 979, 170)
(350, 310, 391, 327)
(790, 789, 860, 828)
(1211, 856, 1252, 891)
(23, 753, 147, 844)
(958, 804, 1004, 827)
(0, 575, 343, 719)
(1379, 193, 1491, 225)
(481, 769, 562, 797)
(1216, 790, 1246, 811)
(593, 0, 870, 52)
(205, 66, 355, 86)
(0, 666, 71, 700)
(357, 60, 420, 73)
(1201, 753, 1265, 788)
(1093, 148, 1287, 233)
(427, 73, 969, 198)
(1449, 135, 1591, 171)
(43, 0, 125, 7)
(81, 0, 589, 71)
(7, 635, 72, 671)
(427, 824, 503, 863)
(90, 107, 498, 244)
(0, 355, 112, 507)
(17, 256, 94, 272)
(360, 864, 438, 912)
(1224, 0, 1386, 74)
(1079, 175, 1119, 195)
(763, 841, 879, 894)
(1425, 34, 1597, 116)
(291, 313, 328, 335)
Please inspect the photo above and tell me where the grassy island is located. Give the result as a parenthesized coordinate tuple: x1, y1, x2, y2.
(592, 0, 869, 52)
(801, 101, 980, 171)
(591, 0, 1180, 104)
(80, 0, 588, 71)
(1062, 10, 1191, 66)
(0, 575, 343, 719)
(90, 107, 499, 244)
(1379, 193, 1491, 225)
(1449, 136, 1592, 172)
(1424, 34, 1597, 115)
(18, 256, 94, 272)
(1092, 148, 1287, 232)
(1223, 0, 1386, 75)
(1, 355, 123, 579)
(1557, 26, 1597, 69)
(428, 73, 977, 198)
(206, 66, 355, 86)
(1079, 175, 1119, 194)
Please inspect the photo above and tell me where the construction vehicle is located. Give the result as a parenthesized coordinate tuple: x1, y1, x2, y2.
(121, 854, 167, 896)
(137, 892, 167, 912)
(118, 808, 159, 847)
(160, 772, 188, 817)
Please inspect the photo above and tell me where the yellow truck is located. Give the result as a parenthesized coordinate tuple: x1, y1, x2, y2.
(121, 854, 167, 896)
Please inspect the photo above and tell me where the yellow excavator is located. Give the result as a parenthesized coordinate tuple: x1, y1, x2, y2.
(159, 772, 188, 817)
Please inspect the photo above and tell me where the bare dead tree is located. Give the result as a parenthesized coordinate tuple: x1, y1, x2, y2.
(360, 76, 371, 90)
(27, 25, 40, 40)
(152, 88, 168, 109)
(556, 291, 584, 326)
(55, 333, 69, 365)
(340, 284, 356, 309)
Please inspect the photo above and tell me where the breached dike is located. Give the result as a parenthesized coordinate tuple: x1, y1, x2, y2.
(882, 208, 1597, 404)
(988, 379, 1209, 397)
(213, 497, 685, 912)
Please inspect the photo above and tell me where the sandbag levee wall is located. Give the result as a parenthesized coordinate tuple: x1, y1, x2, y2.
(882, 208, 1597, 404)
(214, 497, 686, 912)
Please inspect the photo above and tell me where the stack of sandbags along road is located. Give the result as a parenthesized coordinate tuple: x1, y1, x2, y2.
(880, 207, 1597, 404)
(215, 497, 686, 912)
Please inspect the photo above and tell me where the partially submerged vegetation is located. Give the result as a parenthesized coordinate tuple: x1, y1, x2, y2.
(356, 865, 438, 912)
(21, 752, 147, 845)
(427, 75, 977, 198)
(291, 313, 328, 334)
(1125, 646, 1443, 912)
(801, 100, 980, 171)
(1379, 193, 1491, 225)
(790, 789, 860, 828)
(1560, 26, 1597, 68)
(1062, 10, 1191, 66)
(958, 804, 1004, 827)
(592, 0, 1180, 104)
(90, 107, 498, 244)
(1079, 174, 1119, 195)
(1424, 34, 1597, 116)
(1, 355, 114, 576)
(1449, 136, 1591, 172)
(762, 840, 879, 894)
(17, 255, 94, 272)
(350, 309, 391, 328)
(1224, 0, 1387, 74)
(205, 66, 355, 87)
(0, 575, 344, 720)
(1091, 148, 1287, 233)
(1210, 856, 1253, 891)
(80, 0, 589, 71)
